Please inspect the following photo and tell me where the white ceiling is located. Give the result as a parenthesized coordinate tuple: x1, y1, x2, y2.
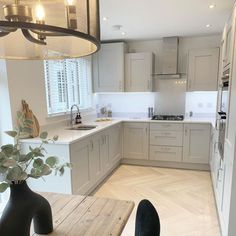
(100, 0, 235, 41)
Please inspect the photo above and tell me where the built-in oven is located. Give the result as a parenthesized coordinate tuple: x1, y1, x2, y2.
(218, 67, 230, 159)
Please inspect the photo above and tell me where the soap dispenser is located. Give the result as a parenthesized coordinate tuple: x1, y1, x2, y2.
(75, 112, 82, 124)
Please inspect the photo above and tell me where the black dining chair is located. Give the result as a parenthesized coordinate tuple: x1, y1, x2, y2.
(135, 199, 160, 236)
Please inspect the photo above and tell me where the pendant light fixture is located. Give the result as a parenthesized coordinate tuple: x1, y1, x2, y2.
(0, 0, 100, 59)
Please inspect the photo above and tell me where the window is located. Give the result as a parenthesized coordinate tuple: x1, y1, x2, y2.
(44, 57, 92, 115)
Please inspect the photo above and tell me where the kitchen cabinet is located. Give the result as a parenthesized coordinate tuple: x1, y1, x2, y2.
(123, 122, 149, 160)
(70, 134, 102, 195)
(70, 138, 91, 195)
(125, 52, 153, 92)
(108, 124, 122, 164)
(150, 146, 182, 162)
(93, 42, 126, 92)
(70, 124, 121, 195)
(100, 131, 109, 172)
(149, 123, 183, 162)
(183, 124, 211, 164)
(223, 14, 233, 68)
(150, 123, 183, 147)
(210, 128, 218, 185)
(187, 48, 219, 91)
(89, 134, 102, 184)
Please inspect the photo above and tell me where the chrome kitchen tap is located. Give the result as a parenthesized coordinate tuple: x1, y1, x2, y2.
(70, 104, 81, 127)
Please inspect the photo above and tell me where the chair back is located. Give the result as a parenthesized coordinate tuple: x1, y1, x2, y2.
(135, 199, 160, 236)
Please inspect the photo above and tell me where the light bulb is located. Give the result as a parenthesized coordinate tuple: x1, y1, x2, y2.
(66, 0, 74, 5)
(35, 4, 45, 21)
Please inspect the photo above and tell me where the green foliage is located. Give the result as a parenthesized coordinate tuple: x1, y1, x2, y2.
(0, 123, 71, 192)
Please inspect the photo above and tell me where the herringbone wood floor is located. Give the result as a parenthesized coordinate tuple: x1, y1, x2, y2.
(94, 165, 220, 236)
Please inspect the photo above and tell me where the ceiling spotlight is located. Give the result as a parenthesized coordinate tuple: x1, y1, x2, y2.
(121, 32, 126, 35)
(102, 16, 108, 21)
(209, 4, 216, 9)
(206, 24, 211, 28)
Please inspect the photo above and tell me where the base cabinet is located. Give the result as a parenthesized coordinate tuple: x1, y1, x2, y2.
(109, 124, 122, 164)
(100, 131, 109, 172)
(150, 146, 182, 162)
(70, 138, 91, 195)
(183, 124, 211, 164)
(70, 124, 122, 195)
(89, 134, 102, 184)
(123, 122, 149, 160)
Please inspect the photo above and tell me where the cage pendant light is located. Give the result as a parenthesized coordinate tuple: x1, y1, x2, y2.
(0, 0, 100, 59)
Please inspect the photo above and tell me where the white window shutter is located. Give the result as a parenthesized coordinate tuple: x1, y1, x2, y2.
(44, 57, 92, 115)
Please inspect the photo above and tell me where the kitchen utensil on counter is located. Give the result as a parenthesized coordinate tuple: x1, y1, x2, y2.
(148, 107, 154, 118)
(18, 100, 40, 138)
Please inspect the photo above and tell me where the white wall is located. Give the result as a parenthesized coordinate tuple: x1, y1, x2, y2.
(6, 60, 49, 126)
(3, 60, 96, 130)
(0, 60, 13, 145)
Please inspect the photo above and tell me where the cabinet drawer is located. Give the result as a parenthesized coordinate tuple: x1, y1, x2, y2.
(150, 130, 183, 146)
(150, 146, 182, 162)
(150, 123, 183, 131)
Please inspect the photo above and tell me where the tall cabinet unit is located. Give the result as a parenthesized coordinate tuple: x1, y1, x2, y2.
(187, 48, 219, 91)
(211, 4, 236, 236)
(125, 52, 154, 92)
(93, 42, 126, 92)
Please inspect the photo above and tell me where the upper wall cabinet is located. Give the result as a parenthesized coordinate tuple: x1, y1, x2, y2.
(125, 52, 154, 92)
(187, 48, 219, 91)
(222, 14, 233, 68)
(93, 42, 126, 93)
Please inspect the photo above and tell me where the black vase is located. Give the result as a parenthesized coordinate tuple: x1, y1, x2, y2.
(0, 181, 53, 236)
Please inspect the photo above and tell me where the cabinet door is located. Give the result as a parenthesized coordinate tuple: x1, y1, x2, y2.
(125, 53, 153, 92)
(150, 146, 182, 162)
(93, 43, 125, 92)
(188, 48, 219, 91)
(89, 134, 101, 183)
(109, 124, 122, 164)
(123, 122, 149, 160)
(100, 131, 109, 172)
(183, 124, 211, 164)
(70, 139, 91, 195)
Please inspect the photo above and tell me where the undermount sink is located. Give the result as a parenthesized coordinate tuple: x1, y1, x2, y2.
(68, 125, 97, 131)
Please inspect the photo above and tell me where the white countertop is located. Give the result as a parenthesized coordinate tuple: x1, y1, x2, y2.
(20, 117, 215, 145)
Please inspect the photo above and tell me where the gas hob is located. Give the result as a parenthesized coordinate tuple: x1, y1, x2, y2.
(151, 115, 184, 121)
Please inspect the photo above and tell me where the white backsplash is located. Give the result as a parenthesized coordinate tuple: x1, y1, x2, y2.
(94, 93, 155, 118)
(95, 90, 218, 118)
(185, 91, 218, 118)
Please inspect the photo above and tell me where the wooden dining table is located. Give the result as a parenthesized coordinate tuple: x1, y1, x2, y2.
(31, 192, 134, 236)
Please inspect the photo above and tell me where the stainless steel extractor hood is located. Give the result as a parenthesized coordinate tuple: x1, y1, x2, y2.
(156, 37, 181, 78)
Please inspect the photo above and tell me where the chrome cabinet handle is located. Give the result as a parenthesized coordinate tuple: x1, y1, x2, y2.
(188, 80, 191, 90)
(162, 124, 171, 127)
(119, 81, 122, 91)
(184, 128, 188, 136)
(147, 80, 151, 90)
(89, 140, 93, 151)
